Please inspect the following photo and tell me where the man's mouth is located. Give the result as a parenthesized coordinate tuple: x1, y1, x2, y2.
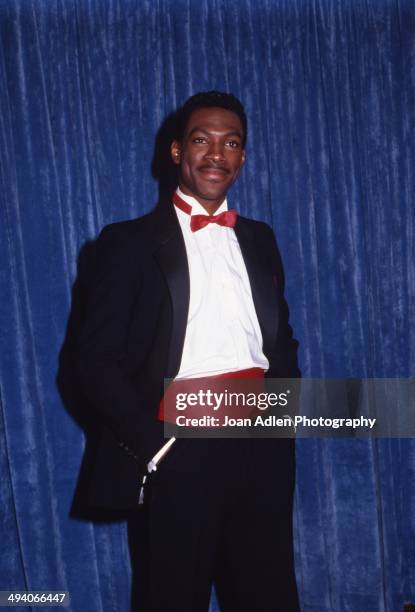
(198, 166, 229, 180)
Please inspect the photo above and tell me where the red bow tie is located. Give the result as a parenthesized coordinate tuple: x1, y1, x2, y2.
(173, 192, 238, 232)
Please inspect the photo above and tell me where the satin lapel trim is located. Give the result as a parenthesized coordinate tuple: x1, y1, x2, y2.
(152, 206, 190, 378)
(234, 218, 279, 356)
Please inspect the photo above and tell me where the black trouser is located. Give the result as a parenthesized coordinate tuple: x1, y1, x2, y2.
(128, 438, 300, 612)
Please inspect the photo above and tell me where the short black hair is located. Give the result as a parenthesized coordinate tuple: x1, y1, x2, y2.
(175, 91, 247, 147)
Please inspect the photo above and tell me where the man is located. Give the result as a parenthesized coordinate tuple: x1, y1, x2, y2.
(76, 91, 300, 611)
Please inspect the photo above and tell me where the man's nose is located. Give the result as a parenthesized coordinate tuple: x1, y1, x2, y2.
(206, 142, 225, 161)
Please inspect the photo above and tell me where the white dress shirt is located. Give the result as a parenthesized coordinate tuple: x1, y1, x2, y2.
(175, 187, 268, 378)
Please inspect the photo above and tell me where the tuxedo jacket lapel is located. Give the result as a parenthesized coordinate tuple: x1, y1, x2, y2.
(152, 205, 190, 378)
(234, 217, 279, 358)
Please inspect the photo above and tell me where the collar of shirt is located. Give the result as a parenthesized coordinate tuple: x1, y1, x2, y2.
(174, 187, 228, 223)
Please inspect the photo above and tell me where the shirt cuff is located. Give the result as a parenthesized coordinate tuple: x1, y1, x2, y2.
(147, 437, 176, 473)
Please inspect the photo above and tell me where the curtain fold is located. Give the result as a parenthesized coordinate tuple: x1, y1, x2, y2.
(1, 1, 414, 610)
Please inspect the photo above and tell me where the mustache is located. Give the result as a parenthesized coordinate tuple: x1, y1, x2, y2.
(198, 163, 230, 173)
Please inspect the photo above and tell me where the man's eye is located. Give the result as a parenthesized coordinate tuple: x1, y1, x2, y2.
(193, 137, 207, 144)
(227, 140, 240, 148)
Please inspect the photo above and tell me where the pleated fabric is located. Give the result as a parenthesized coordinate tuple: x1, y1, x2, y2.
(0, 1, 414, 610)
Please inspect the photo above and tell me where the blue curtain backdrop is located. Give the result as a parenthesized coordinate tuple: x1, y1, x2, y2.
(1, 1, 414, 611)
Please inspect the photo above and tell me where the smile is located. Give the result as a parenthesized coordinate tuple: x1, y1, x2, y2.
(198, 167, 229, 180)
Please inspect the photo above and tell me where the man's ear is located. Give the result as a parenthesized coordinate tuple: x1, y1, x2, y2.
(171, 140, 181, 165)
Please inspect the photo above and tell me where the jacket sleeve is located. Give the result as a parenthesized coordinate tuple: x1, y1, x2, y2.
(76, 224, 164, 466)
(264, 224, 301, 379)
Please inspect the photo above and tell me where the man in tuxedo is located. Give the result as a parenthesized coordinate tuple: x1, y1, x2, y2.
(77, 91, 300, 611)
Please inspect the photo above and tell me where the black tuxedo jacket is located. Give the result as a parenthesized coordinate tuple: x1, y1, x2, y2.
(76, 202, 300, 509)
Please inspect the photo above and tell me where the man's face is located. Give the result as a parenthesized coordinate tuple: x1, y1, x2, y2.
(171, 106, 246, 211)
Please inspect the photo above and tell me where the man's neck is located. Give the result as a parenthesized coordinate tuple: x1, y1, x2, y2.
(198, 201, 223, 215)
(177, 187, 227, 215)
